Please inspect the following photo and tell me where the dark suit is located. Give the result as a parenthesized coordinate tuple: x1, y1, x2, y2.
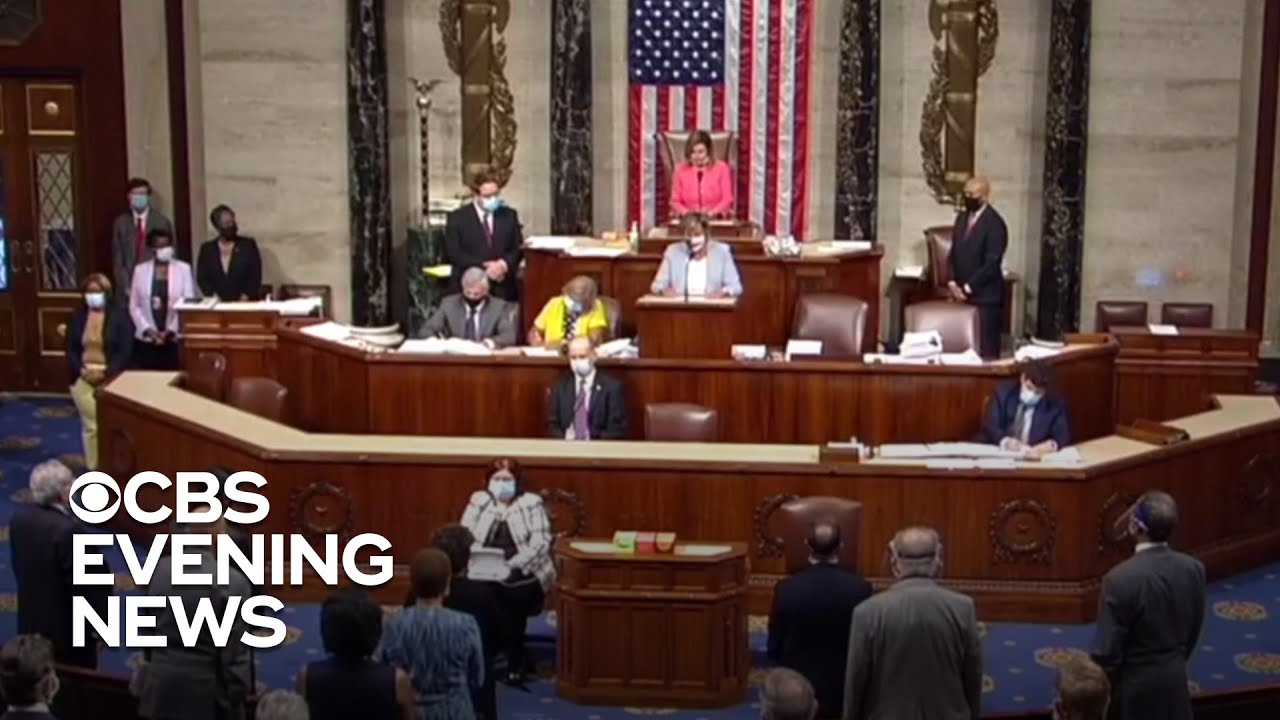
(446, 578, 509, 720)
(547, 372, 628, 440)
(65, 307, 134, 384)
(420, 294, 518, 347)
(10, 503, 111, 668)
(112, 209, 174, 302)
(949, 205, 1008, 359)
(1091, 546, 1206, 720)
(768, 563, 873, 718)
(444, 204, 523, 301)
(195, 236, 263, 301)
(979, 382, 1071, 449)
(844, 577, 982, 720)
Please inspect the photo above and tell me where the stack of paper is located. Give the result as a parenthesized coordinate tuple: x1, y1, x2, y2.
(300, 322, 351, 342)
(938, 350, 984, 365)
(900, 330, 943, 359)
(467, 546, 510, 582)
(596, 338, 636, 358)
(525, 236, 584, 250)
(1015, 344, 1063, 361)
(397, 337, 492, 355)
(520, 346, 561, 358)
(1147, 323, 1179, 336)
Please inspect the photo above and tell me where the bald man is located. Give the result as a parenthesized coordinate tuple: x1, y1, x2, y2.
(947, 175, 1008, 359)
(547, 337, 628, 440)
(768, 522, 872, 719)
(843, 527, 982, 720)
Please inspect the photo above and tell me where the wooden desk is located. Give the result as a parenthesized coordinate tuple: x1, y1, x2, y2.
(177, 307, 318, 380)
(634, 295, 738, 360)
(270, 329, 1118, 444)
(555, 540, 748, 708)
(96, 372, 1280, 622)
(524, 243, 883, 352)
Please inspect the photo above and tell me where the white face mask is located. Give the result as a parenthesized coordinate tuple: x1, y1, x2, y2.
(155, 247, 175, 263)
(85, 292, 106, 309)
(1019, 386, 1043, 406)
(571, 358, 593, 377)
(689, 235, 707, 249)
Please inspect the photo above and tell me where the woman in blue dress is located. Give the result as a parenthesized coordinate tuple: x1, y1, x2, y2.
(377, 548, 484, 720)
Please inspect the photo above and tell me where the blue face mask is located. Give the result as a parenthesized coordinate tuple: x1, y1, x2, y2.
(1019, 387, 1043, 406)
(564, 295, 580, 314)
(488, 476, 516, 502)
(85, 292, 106, 310)
(481, 196, 504, 213)
(130, 194, 149, 212)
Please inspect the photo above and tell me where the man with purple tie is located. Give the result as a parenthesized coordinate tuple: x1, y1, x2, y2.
(547, 338, 628, 440)
(978, 360, 1071, 458)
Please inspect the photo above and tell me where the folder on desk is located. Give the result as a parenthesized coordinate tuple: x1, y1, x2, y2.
(467, 546, 510, 582)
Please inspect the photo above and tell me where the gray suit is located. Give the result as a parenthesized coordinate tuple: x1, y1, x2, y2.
(421, 294, 518, 348)
(112, 210, 174, 299)
(843, 577, 983, 720)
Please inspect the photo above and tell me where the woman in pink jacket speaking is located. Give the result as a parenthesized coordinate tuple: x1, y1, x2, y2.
(669, 130, 734, 218)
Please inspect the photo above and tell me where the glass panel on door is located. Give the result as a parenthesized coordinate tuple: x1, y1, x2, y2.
(34, 150, 76, 290)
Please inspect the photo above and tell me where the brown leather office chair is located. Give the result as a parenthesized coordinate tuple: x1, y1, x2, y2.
(776, 496, 862, 574)
(656, 130, 737, 221)
(903, 301, 980, 353)
(279, 283, 332, 317)
(226, 377, 289, 423)
(184, 351, 229, 401)
(600, 295, 622, 340)
(923, 225, 955, 293)
(791, 294, 869, 356)
(1160, 302, 1213, 328)
(1094, 301, 1148, 332)
(644, 403, 719, 442)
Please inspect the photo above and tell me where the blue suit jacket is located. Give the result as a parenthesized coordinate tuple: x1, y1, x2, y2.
(649, 240, 743, 296)
(980, 382, 1071, 448)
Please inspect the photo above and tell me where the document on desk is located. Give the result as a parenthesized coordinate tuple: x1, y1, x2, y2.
(569, 541, 622, 554)
(525, 235, 587, 250)
(1040, 447, 1082, 464)
(784, 339, 822, 360)
(1147, 323, 1179, 336)
(521, 346, 562, 358)
(879, 442, 1021, 460)
(467, 547, 511, 582)
(564, 246, 628, 258)
(300, 321, 351, 342)
(398, 338, 492, 355)
(675, 544, 732, 557)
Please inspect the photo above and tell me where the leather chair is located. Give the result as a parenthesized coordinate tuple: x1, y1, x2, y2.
(644, 403, 719, 442)
(903, 301, 980, 353)
(600, 295, 622, 340)
(791, 294, 869, 356)
(184, 351, 228, 401)
(923, 225, 955, 293)
(775, 496, 863, 574)
(656, 130, 737, 220)
(1160, 302, 1213, 328)
(226, 377, 289, 423)
(1094, 301, 1148, 332)
(279, 283, 333, 317)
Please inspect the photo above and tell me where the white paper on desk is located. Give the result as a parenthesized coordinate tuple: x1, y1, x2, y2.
(569, 541, 619, 554)
(825, 240, 873, 252)
(1015, 344, 1062, 361)
(564, 246, 628, 258)
(675, 544, 732, 557)
(596, 338, 634, 358)
(520, 346, 562, 358)
(975, 458, 1019, 469)
(926, 459, 977, 470)
(939, 350, 984, 365)
(398, 337, 492, 355)
(275, 297, 324, 316)
(863, 353, 935, 365)
(1041, 446, 1083, 464)
(300, 321, 351, 342)
(525, 235, 584, 250)
(784, 339, 822, 360)
(928, 442, 1022, 459)
(877, 443, 933, 459)
(467, 546, 511, 582)
(894, 265, 925, 279)
(732, 344, 767, 360)
(1148, 323, 1179, 336)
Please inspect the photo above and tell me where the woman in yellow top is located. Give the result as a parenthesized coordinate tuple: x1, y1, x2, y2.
(65, 273, 134, 469)
(526, 275, 608, 347)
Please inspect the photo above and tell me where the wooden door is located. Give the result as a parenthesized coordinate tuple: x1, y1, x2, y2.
(0, 79, 89, 390)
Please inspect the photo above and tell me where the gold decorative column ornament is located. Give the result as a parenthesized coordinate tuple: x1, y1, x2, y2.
(409, 77, 442, 223)
(919, 0, 999, 205)
(439, 0, 518, 185)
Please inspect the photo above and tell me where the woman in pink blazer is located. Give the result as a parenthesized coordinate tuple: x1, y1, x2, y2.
(669, 130, 734, 218)
(129, 227, 196, 370)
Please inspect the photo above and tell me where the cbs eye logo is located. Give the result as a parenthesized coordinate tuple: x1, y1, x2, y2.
(69, 471, 122, 524)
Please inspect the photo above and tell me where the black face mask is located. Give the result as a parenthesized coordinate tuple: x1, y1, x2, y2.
(963, 196, 983, 213)
(219, 224, 238, 239)
(463, 295, 485, 308)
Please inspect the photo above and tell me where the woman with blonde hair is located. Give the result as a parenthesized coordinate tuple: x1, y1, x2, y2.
(65, 273, 133, 469)
(526, 275, 609, 347)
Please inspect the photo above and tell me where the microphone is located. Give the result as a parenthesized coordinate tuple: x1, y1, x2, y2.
(684, 239, 692, 304)
(696, 169, 704, 211)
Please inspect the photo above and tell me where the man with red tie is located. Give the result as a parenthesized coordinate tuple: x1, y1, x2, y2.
(444, 167, 524, 302)
(947, 174, 1008, 359)
(112, 178, 174, 304)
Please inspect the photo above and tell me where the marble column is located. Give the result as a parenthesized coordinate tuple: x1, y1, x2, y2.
(550, 0, 593, 234)
(833, 0, 880, 241)
(1035, 0, 1090, 338)
(348, 0, 393, 325)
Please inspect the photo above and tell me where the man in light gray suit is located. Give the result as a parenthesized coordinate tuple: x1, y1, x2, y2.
(112, 177, 174, 302)
(421, 266, 519, 348)
(843, 527, 983, 720)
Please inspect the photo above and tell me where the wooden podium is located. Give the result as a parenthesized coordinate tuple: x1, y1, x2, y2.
(554, 539, 749, 708)
(635, 295, 738, 360)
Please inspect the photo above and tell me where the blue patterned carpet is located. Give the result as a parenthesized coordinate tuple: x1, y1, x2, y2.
(0, 394, 1277, 718)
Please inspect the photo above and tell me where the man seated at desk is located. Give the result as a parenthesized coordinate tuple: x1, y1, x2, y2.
(650, 213, 743, 298)
(527, 275, 609, 348)
(548, 337, 627, 440)
(420, 266, 518, 348)
(979, 360, 1070, 457)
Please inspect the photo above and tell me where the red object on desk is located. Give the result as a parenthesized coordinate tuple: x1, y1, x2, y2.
(635, 531, 657, 553)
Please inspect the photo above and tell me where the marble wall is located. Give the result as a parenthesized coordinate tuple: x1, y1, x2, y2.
(120, 0, 174, 227)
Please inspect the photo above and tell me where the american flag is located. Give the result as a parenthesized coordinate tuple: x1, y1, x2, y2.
(628, 0, 813, 238)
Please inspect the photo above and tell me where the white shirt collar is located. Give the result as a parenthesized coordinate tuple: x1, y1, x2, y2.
(1135, 541, 1167, 554)
(576, 370, 596, 390)
(134, 208, 149, 222)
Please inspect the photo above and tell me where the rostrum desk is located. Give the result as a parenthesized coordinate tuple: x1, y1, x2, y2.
(97, 372, 1280, 625)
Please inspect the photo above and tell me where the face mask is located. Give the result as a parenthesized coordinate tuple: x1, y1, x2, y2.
(689, 235, 707, 249)
(571, 358, 593, 377)
(963, 196, 983, 213)
(155, 247, 175, 263)
(488, 476, 516, 502)
(85, 292, 106, 309)
(481, 196, 504, 213)
(564, 296, 581, 314)
(219, 224, 238, 239)
(130, 194, 149, 212)
(1020, 387, 1043, 406)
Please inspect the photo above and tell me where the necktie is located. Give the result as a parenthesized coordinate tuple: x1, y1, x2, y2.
(464, 308, 478, 341)
(135, 217, 146, 259)
(965, 212, 979, 238)
(1010, 404, 1029, 443)
(572, 380, 590, 441)
(483, 212, 493, 246)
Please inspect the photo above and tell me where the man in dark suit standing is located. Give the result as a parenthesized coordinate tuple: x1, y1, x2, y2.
(9, 459, 110, 669)
(420, 266, 518, 347)
(843, 527, 982, 720)
(978, 360, 1071, 457)
(768, 522, 872, 719)
(548, 337, 627, 440)
(444, 168, 523, 302)
(947, 175, 1008, 359)
(1091, 491, 1205, 720)
(112, 177, 174, 303)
